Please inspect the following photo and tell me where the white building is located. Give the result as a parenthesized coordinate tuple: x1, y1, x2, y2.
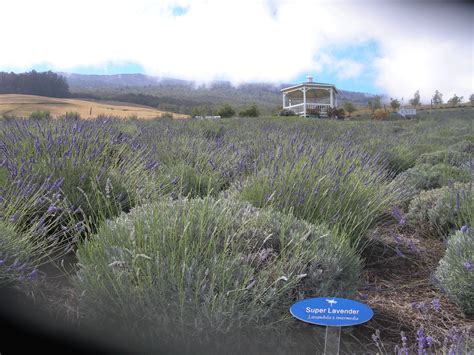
(281, 75, 338, 117)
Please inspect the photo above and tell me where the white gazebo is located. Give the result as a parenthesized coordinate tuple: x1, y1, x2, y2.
(281, 75, 338, 117)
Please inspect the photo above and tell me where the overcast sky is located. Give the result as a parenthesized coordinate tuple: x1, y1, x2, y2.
(0, 0, 472, 101)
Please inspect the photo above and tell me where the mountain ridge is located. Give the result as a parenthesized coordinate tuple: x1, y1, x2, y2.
(61, 72, 381, 114)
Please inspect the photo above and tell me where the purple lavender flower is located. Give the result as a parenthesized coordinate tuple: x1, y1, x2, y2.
(145, 160, 159, 171)
(51, 176, 65, 190)
(47, 204, 59, 214)
(426, 336, 433, 347)
(431, 298, 441, 312)
(27, 268, 38, 280)
(418, 301, 428, 313)
(208, 159, 217, 170)
(463, 261, 473, 270)
(392, 207, 406, 226)
(395, 246, 405, 258)
(392, 234, 402, 244)
(408, 240, 421, 255)
(416, 328, 425, 354)
(9, 213, 19, 223)
(460, 225, 469, 233)
(79, 172, 88, 184)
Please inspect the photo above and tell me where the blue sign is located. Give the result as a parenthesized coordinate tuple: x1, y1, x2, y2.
(290, 297, 374, 327)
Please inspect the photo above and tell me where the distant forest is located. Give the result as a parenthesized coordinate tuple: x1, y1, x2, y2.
(0, 71, 70, 98)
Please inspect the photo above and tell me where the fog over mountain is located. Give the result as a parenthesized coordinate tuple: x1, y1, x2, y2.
(63, 73, 380, 114)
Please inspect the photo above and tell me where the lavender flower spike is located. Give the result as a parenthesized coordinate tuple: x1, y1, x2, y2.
(463, 261, 473, 270)
(431, 298, 441, 312)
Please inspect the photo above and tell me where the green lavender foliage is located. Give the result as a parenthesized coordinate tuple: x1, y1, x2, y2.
(75, 197, 360, 346)
(406, 183, 473, 238)
(435, 229, 474, 314)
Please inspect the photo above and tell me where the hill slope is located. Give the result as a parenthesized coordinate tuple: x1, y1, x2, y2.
(63, 73, 381, 114)
(0, 94, 188, 119)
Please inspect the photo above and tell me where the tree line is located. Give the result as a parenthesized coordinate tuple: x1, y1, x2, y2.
(0, 71, 70, 98)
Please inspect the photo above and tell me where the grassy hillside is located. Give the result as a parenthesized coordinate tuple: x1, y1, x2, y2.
(63, 73, 380, 115)
(0, 94, 188, 119)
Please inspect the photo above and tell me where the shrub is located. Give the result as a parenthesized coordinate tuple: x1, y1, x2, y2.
(417, 150, 471, 167)
(406, 183, 473, 238)
(239, 104, 259, 117)
(63, 111, 81, 120)
(306, 107, 320, 117)
(225, 142, 402, 247)
(279, 109, 296, 117)
(160, 112, 173, 119)
(372, 109, 389, 120)
(75, 197, 360, 347)
(1, 113, 17, 121)
(449, 140, 474, 154)
(435, 228, 474, 314)
(0, 176, 79, 285)
(392, 163, 470, 193)
(0, 119, 157, 236)
(158, 162, 230, 198)
(0, 221, 36, 285)
(327, 107, 345, 119)
(217, 104, 235, 118)
(200, 122, 225, 140)
(343, 102, 356, 117)
(383, 145, 417, 175)
(29, 110, 52, 120)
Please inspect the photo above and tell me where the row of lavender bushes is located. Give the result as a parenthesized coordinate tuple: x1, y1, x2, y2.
(386, 119, 473, 319)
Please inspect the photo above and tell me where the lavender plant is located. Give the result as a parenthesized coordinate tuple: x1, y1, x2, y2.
(435, 227, 474, 314)
(75, 196, 360, 347)
(0, 118, 159, 234)
(406, 183, 473, 239)
(0, 175, 79, 285)
(373, 324, 472, 355)
(417, 150, 471, 168)
(392, 163, 470, 195)
(225, 139, 404, 247)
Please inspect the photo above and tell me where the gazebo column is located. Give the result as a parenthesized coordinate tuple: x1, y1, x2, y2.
(330, 88, 334, 107)
(302, 87, 307, 116)
(282, 93, 286, 109)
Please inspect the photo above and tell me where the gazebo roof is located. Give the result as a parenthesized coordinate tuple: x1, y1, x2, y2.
(281, 81, 338, 94)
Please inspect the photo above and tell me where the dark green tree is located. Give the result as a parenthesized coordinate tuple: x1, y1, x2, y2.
(367, 96, 381, 113)
(447, 94, 463, 107)
(409, 90, 421, 108)
(239, 103, 260, 117)
(432, 90, 443, 106)
(343, 101, 356, 117)
(390, 98, 401, 112)
(217, 103, 235, 118)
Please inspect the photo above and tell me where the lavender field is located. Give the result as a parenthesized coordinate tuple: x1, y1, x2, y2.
(0, 108, 472, 353)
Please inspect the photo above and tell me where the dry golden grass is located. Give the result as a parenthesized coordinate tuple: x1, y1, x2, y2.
(0, 94, 189, 119)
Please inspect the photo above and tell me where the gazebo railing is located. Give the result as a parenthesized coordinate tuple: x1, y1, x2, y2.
(286, 103, 331, 114)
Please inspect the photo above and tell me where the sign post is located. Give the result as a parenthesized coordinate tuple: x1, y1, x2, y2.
(290, 297, 374, 355)
(324, 325, 341, 354)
